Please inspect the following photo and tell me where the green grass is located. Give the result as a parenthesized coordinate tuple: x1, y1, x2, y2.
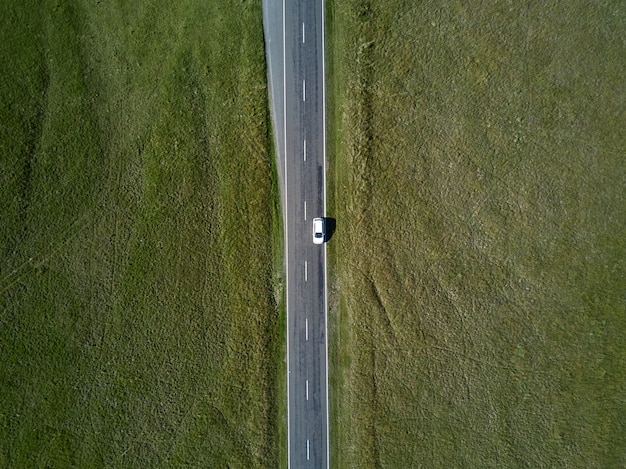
(0, 0, 280, 466)
(328, 1, 625, 467)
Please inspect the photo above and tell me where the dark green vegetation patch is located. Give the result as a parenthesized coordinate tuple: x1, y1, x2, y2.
(329, 1, 625, 467)
(0, 0, 279, 466)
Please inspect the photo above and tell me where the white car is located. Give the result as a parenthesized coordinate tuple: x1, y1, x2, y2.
(313, 217, 325, 244)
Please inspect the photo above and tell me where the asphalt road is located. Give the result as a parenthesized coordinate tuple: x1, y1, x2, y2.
(262, 0, 329, 467)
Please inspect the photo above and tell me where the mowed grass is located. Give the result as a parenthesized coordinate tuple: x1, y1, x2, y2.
(329, 1, 625, 467)
(0, 0, 280, 467)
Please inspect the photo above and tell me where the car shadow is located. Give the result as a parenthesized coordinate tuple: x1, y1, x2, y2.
(324, 217, 336, 243)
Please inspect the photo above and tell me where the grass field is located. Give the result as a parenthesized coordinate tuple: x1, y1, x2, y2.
(328, 1, 625, 467)
(0, 0, 281, 466)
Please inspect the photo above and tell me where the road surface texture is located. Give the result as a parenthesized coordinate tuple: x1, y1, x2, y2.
(263, 0, 329, 467)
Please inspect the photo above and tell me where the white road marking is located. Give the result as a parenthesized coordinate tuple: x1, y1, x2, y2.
(307, 439, 310, 460)
(322, 1, 331, 466)
(303, 79, 306, 101)
(304, 200, 307, 220)
(282, 0, 291, 466)
(305, 261, 308, 281)
(302, 22, 305, 43)
(305, 318, 308, 341)
(303, 139, 306, 161)
(306, 379, 309, 400)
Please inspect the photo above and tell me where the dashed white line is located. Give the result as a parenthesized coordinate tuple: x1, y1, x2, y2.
(307, 439, 310, 460)
(304, 261, 308, 282)
(302, 22, 305, 43)
(304, 201, 307, 220)
(305, 317, 308, 341)
(306, 379, 309, 400)
(303, 79, 306, 101)
(303, 139, 306, 161)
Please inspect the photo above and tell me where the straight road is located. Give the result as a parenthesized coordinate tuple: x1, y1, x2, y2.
(262, 0, 329, 467)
